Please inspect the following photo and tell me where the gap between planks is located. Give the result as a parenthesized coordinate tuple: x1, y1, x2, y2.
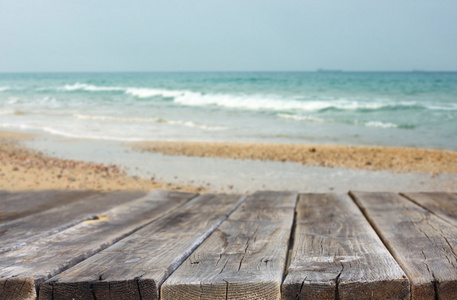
(161, 191, 298, 300)
(0, 190, 198, 300)
(39, 193, 247, 300)
(401, 192, 457, 229)
(283, 193, 409, 300)
(350, 191, 457, 300)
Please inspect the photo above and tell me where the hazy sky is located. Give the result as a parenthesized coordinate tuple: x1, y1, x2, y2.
(1, 1, 456, 72)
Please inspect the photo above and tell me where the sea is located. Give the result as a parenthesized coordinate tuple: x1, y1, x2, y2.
(1, 72, 456, 150)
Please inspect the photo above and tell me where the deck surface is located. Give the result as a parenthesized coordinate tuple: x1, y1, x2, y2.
(0, 190, 456, 300)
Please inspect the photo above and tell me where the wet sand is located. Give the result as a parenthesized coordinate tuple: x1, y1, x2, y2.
(0, 131, 206, 193)
(133, 141, 457, 174)
(2, 130, 457, 194)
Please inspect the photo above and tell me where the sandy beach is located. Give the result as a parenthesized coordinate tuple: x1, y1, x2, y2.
(132, 141, 457, 174)
(1, 130, 457, 194)
(0, 131, 206, 193)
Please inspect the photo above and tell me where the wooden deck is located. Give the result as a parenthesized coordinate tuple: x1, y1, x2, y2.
(0, 190, 456, 299)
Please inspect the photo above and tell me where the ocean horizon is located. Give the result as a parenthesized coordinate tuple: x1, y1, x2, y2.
(1, 71, 456, 150)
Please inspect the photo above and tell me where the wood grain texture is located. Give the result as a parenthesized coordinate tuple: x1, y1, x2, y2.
(0, 190, 195, 300)
(0, 190, 145, 254)
(161, 191, 298, 300)
(0, 277, 36, 300)
(40, 193, 245, 300)
(282, 193, 409, 300)
(0, 190, 94, 224)
(402, 192, 457, 228)
(351, 191, 457, 300)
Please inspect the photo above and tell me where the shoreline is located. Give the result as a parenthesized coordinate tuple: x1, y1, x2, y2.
(132, 141, 457, 174)
(1, 129, 457, 193)
(0, 131, 207, 193)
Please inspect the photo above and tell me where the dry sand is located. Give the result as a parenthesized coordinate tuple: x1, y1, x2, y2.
(133, 141, 457, 174)
(0, 131, 206, 193)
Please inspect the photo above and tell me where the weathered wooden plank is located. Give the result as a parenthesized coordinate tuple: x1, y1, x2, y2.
(282, 193, 409, 300)
(402, 192, 457, 228)
(161, 191, 297, 300)
(0, 277, 36, 300)
(0, 190, 95, 224)
(0, 190, 195, 300)
(351, 191, 457, 300)
(40, 193, 245, 300)
(0, 190, 146, 253)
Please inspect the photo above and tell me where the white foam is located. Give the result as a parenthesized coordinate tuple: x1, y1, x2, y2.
(174, 93, 391, 112)
(6, 98, 21, 104)
(62, 83, 124, 92)
(125, 88, 186, 98)
(174, 93, 304, 111)
(365, 121, 398, 128)
(58, 84, 430, 114)
(37, 96, 58, 104)
(278, 113, 399, 128)
(0, 122, 146, 141)
(0, 87, 10, 92)
(61, 83, 190, 99)
(0, 123, 36, 130)
(73, 114, 227, 131)
(39, 127, 145, 141)
(165, 119, 227, 130)
(74, 114, 160, 123)
(425, 104, 457, 111)
(277, 113, 327, 123)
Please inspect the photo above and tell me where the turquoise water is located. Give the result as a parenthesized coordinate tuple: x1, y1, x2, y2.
(1, 72, 456, 149)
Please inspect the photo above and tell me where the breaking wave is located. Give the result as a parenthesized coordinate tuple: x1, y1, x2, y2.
(277, 113, 327, 123)
(172, 93, 454, 113)
(62, 83, 124, 92)
(364, 121, 398, 128)
(62, 83, 187, 99)
(58, 83, 457, 113)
